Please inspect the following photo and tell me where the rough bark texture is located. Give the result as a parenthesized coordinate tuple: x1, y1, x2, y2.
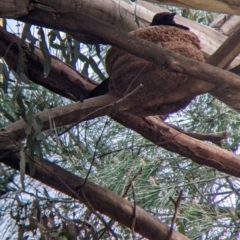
(0, 0, 30, 17)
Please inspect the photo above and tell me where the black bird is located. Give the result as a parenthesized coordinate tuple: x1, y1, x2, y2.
(87, 77, 110, 99)
(87, 12, 189, 99)
(150, 12, 189, 30)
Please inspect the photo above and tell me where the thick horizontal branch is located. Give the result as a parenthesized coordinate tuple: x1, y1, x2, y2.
(0, 27, 96, 100)
(0, 151, 189, 240)
(3, 0, 240, 67)
(3, 94, 118, 145)
(2, 26, 240, 178)
(0, 0, 30, 17)
(17, 10, 240, 111)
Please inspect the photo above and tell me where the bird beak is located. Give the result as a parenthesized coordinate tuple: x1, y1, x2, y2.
(169, 12, 189, 30)
(170, 12, 177, 20)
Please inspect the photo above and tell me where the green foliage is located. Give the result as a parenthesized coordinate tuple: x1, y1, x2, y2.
(0, 10, 239, 240)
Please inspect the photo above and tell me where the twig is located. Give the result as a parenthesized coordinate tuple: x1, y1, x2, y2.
(22, 151, 118, 239)
(82, 119, 110, 189)
(122, 167, 142, 197)
(167, 190, 183, 240)
(121, 157, 137, 197)
(131, 183, 137, 240)
(165, 122, 227, 146)
(80, 189, 118, 239)
(98, 167, 142, 239)
(0, 150, 12, 159)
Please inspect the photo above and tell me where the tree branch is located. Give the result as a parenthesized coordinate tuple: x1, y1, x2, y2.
(113, 113, 240, 178)
(16, 10, 240, 113)
(0, 150, 189, 240)
(1, 25, 240, 178)
(146, 0, 240, 14)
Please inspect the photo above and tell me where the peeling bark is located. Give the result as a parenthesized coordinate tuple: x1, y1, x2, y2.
(0, 0, 31, 18)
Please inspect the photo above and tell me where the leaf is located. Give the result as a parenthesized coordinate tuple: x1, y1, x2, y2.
(176, 220, 185, 235)
(48, 30, 63, 50)
(78, 52, 89, 62)
(0, 60, 9, 93)
(19, 72, 30, 84)
(15, 88, 27, 122)
(26, 134, 36, 175)
(94, 44, 105, 65)
(72, 39, 80, 68)
(26, 102, 34, 125)
(33, 115, 43, 137)
(11, 69, 20, 82)
(58, 231, 74, 240)
(16, 47, 27, 82)
(88, 56, 105, 80)
(134, 3, 139, 27)
(38, 28, 51, 78)
(43, 187, 50, 199)
(34, 139, 43, 162)
(21, 23, 38, 53)
(20, 146, 26, 189)
(81, 62, 89, 76)
(0, 105, 15, 122)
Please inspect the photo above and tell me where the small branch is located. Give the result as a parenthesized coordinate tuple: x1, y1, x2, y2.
(82, 119, 110, 189)
(99, 167, 142, 239)
(165, 122, 227, 146)
(25, 151, 118, 239)
(58, 84, 143, 136)
(207, 25, 240, 69)
(131, 183, 137, 240)
(167, 190, 183, 240)
(123, 167, 143, 197)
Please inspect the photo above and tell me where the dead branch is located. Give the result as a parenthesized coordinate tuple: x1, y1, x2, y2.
(167, 190, 183, 240)
(165, 123, 227, 146)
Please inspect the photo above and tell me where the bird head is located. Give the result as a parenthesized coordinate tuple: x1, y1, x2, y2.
(150, 12, 189, 30)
